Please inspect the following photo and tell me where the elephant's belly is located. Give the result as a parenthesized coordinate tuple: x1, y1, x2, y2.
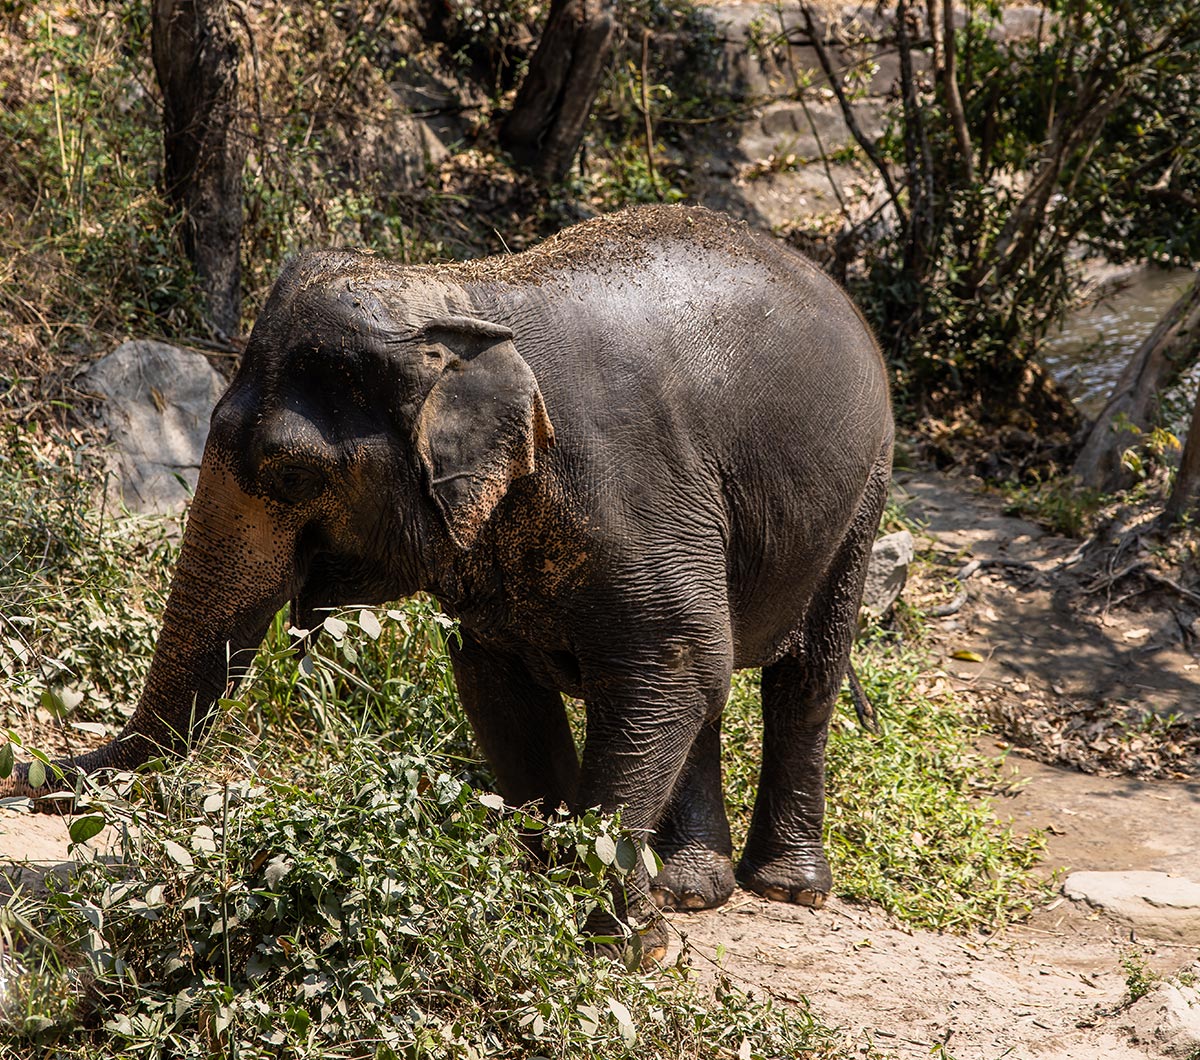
(728, 569, 821, 670)
(725, 507, 861, 669)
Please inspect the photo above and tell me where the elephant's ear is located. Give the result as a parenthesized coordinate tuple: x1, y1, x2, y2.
(415, 316, 555, 550)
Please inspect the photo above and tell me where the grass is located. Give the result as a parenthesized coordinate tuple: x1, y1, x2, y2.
(0, 433, 1050, 1056)
(998, 476, 1105, 538)
(723, 638, 1046, 934)
(1121, 948, 1160, 1004)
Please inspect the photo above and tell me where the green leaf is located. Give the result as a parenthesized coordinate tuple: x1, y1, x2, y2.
(69, 814, 106, 844)
(594, 834, 617, 865)
(358, 609, 381, 640)
(615, 837, 640, 873)
(0, 742, 12, 780)
(641, 844, 662, 877)
(282, 1006, 310, 1036)
(162, 840, 194, 869)
(27, 758, 46, 790)
(606, 997, 636, 1044)
(323, 615, 348, 640)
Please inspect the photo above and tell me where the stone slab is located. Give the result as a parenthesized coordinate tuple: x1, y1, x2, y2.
(862, 529, 914, 617)
(1063, 871, 1200, 943)
(1122, 972, 1200, 1058)
(80, 339, 226, 514)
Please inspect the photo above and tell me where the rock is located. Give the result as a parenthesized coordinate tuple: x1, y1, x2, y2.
(80, 340, 226, 515)
(862, 530, 914, 617)
(1122, 972, 1200, 1058)
(1063, 871, 1200, 943)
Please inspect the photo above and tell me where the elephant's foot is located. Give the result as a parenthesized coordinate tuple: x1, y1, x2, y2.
(583, 902, 668, 968)
(0, 763, 78, 814)
(651, 846, 735, 911)
(736, 850, 831, 908)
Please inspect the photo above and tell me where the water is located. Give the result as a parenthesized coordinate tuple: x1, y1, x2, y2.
(1042, 266, 1196, 417)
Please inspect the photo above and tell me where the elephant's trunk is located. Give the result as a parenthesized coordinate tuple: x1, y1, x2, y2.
(4, 454, 296, 800)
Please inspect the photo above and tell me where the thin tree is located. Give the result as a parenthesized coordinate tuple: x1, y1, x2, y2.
(1165, 385, 1200, 522)
(152, 0, 245, 339)
(499, 0, 616, 182)
(1073, 277, 1200, 492)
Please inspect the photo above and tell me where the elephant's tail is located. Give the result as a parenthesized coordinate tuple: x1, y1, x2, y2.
(846, 664, 878, 733)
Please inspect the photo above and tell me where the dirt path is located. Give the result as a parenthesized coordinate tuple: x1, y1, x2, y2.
(669, 471, 1200, 1060)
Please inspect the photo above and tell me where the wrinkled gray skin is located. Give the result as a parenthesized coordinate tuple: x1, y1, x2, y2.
(8, 206, 892, 960)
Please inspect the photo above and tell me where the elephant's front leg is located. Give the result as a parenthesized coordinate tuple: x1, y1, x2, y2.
(649, 718, 735, 911)
(449, 631, 579, 813)
(576, 642, 732, 962)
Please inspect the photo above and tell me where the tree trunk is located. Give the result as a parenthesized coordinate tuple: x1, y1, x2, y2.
(499, 0, 616, 182)
(1073, 276, 1200, 492)
(1165, 385, 1200, 523)
(152, 0, 245, 339)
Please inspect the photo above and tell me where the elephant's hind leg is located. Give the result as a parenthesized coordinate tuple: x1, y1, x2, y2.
(650, 718, 735, 911)
(736, 653, 836, 905)
(737, 449, 890, 906)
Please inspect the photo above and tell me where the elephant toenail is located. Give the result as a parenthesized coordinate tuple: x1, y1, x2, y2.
(682, 893, 707, 910)
(763, 885, 791, 902)
(796, 889, 827, 908)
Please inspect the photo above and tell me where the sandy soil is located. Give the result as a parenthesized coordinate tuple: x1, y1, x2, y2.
(665, 471, 1200, 1059)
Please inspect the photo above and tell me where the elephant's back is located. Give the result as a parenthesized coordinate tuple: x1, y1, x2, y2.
(464, 209, 892, 664)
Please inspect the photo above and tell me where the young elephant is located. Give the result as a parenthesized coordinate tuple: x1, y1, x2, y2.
(8, 206, 893, 959)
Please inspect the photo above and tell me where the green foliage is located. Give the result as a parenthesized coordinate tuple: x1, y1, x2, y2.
(1121, 948, 1160, 1003)
(5, 615, 840, 1058)
(999, 475, 1105, 537)
(823, 641, 1047, 929)
(839, 0, 1200, 419)
(578, 0, 728, 207)
(1117, 421, 1183, 483)
(441, 0, 537, 91)
(0, 2, 202, 340)
(0, 426, 178, 728)
(723, 638, 1047, 932)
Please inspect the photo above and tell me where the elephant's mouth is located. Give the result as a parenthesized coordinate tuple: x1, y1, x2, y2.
(289, 545, 398, 649)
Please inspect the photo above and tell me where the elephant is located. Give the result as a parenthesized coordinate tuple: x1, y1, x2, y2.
(6, 205, 893, 960)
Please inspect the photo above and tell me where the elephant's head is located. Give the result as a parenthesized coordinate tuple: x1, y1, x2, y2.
(8, 251, 554, 797)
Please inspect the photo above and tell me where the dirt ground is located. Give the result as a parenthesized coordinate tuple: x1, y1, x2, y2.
(666, 470, 1200, 1059)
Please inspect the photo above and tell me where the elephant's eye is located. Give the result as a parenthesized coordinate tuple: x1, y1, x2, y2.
(264, 463, 326, 504)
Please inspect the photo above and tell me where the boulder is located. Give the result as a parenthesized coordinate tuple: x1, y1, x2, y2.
(1122, 971, 1200, 1058)
(862, 529, 914, 617)
(80, 340, 226, 515)
(1063, 871, 1200, 943)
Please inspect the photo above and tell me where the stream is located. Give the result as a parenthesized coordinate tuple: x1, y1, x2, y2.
(1043, 264, 1196, 417)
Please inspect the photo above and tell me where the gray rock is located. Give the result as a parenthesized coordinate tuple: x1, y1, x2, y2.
(862, 530, 914, 617)
(1122, 970, 1200, 1057)
(80, 340, 226, 515)
(1063, 871, 1200, 943)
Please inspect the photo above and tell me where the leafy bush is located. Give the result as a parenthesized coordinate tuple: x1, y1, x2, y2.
(0, 426, 177, 729)
(5, 623, 838, 1059)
